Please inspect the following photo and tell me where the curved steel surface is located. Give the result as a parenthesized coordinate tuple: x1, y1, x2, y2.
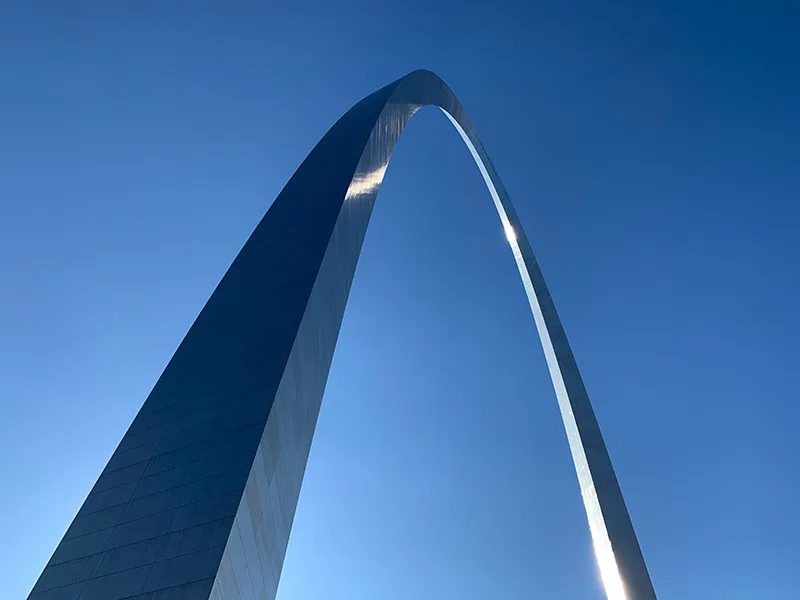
(285, 69, 658, 600)
(26, 70, 656, 600)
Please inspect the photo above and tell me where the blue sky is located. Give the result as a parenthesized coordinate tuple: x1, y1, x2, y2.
(1, 1, 798, 598)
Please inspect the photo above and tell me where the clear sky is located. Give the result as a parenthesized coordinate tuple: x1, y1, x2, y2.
(1, 1, 798, 598)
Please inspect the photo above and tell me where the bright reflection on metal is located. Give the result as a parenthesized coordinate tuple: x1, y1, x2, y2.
(504, 223, 517, 243)
(346, 164, 389, 199)
(593, 523, 628, 600)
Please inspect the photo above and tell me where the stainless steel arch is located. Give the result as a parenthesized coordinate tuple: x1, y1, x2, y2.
(27, 70, 656, 600)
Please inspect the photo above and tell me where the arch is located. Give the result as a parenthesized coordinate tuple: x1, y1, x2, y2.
(26, 71, 655, 600)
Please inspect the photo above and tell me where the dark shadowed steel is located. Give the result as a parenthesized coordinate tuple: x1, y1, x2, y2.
(28, 70, 656, 600)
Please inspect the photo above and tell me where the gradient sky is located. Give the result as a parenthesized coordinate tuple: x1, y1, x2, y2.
(1, 1, 799, 599)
